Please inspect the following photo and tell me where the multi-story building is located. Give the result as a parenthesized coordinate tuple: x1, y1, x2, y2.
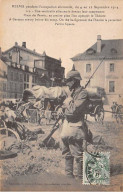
(3, 42, 64, 85)
(1, 42, 65, 99)
(71, 35, 123, 104)
(0, 57, 7, 99)
(0, 54, 24, 99)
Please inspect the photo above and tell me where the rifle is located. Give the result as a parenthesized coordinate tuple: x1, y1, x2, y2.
(84, 57, 105, 89)
(40, 58, 105, 147)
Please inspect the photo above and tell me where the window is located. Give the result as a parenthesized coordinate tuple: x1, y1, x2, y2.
(10, 82, 13, 91)
(3, 94, 6, 98)
(3, 83, 6, 91)
(110, 63, 114, 72)
(25, 65, 29, 71)
(27, 74, 29, 82)
(24, 74, 26, 81)
(109, 81, 115, 92)
(14, 83, 17, 91)
(20, 84, 23, 92)
(15, 93, 17, 98)
(24, 83, 26, 89)
(14, 72, 18, 81)
(16, 72, 19, 80)
(35, 61, 45, 69)
(86, 64, 91, 72)
(20, 73, 23, 82)
(10, 93, 12, 98)
(24, 83, 29, 89)
(10, 71, 13, 80)
(14, 72, 16, 80)
(24, 74, 29, 82)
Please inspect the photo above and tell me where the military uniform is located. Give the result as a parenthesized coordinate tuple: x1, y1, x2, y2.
(61, 86, 88, 178)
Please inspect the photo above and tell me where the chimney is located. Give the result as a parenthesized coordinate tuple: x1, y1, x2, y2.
(15, 42, 18, 46)
(22, 42, 26, 48)
(97, 35, 102, 53)
(0, 47, 2, 59)
(42, 51, 46, 56)
(72, 64, 75, 71)
(59, 58, 62, 63)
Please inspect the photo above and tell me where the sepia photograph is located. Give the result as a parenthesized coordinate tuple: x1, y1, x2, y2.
(0, 0, 123, 192)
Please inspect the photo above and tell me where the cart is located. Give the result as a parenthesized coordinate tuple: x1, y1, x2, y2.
(85, 98, 104, 124)
(115, 104, 123, 123)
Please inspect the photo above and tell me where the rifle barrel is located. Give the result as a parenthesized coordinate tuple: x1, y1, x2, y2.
(85, 57, 105, 88)
(104, 110, 123, 114)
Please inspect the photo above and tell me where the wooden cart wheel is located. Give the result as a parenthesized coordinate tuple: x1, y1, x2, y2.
(0, 127, 21, 151)
(0, 128, 31, 155)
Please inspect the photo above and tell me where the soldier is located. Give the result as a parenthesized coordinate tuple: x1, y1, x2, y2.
(60, 67, 91, 179)
(111, 102, 117, 118)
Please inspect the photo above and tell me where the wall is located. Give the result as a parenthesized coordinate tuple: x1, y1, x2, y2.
(45, 56, 64, 79)
(74, 60, 105, 88)
(105, 60, 123, 104)
(19, 50, 41, 68)
(3, 46, 65, 93)
(7, 66, 24, 98)
(74, 59, 123, 105)
(0, 60, 7, 99)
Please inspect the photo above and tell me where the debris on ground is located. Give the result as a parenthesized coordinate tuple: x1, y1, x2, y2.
(0, 121, 123, 180)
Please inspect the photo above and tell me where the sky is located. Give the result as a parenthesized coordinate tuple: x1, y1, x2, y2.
(0, 0, 123, 76)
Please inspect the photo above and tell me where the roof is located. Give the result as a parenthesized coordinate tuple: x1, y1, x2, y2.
(3, 45, 61, 62)
(71, 39, 123, 61)
(3, 45, 43, 58)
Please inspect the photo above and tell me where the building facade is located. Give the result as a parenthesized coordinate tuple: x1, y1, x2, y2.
(0, 59, 7, 99)
(71, 35, 123, 105)
(1, 42, 65, 99)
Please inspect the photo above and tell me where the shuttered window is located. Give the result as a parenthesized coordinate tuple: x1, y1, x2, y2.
(110, 63, 114, 72)
(86, 64, 91, 72)
(109, 81, 115, 92)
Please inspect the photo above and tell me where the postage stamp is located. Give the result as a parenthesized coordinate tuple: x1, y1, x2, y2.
(83, 152, 110, 185)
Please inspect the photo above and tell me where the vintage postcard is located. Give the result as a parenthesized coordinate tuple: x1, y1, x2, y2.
(0, 0, 123, 192)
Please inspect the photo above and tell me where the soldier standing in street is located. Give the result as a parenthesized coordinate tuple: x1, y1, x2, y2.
(60, 67, 91, 179)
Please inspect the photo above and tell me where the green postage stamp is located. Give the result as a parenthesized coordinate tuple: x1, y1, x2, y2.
(83, 152, 110, 185)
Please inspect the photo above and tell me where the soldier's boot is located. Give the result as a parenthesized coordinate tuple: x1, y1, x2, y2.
(65, 156, 74, 178)
(75, 157, 83, 180)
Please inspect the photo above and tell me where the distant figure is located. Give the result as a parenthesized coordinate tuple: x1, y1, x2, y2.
(45, 101, 52, 125)
(111, 102, 117, 118)
(115, 103, 123, 123)
(33, 99, 44, 125)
